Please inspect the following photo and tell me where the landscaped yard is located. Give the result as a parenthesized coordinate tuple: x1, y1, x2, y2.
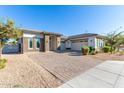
(88, 53, 124, 61)
(0, 51, 124, 88)
(0, 54, 62, 88)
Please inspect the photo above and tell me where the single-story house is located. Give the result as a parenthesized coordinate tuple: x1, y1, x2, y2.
(2, 29, 62, 54)
(61, 33, 105, 51)
(2, 29, 105, 53)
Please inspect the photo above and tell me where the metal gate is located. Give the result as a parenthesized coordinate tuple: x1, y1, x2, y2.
(2, 44, 19, 54)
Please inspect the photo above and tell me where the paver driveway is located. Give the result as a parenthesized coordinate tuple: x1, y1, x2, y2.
(26, 51, 103, 83)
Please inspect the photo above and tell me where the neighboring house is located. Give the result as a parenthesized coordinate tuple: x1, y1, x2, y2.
(2, 29, 62, 54)
(61, 33, 105, 51)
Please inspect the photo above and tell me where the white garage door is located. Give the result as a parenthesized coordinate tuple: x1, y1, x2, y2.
(71, 42, 88, 50)
(2, 44, 19, 54)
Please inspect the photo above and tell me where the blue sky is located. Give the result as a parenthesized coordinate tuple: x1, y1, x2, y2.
(0, 5, 124, 36)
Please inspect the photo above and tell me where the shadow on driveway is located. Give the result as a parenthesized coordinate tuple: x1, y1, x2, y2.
(54, 50, 83, 56)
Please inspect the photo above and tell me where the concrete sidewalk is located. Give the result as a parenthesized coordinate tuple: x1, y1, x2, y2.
(59, 60, 124, 88)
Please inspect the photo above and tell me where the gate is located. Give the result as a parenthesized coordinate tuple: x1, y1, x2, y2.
(2, 44, 19, 54)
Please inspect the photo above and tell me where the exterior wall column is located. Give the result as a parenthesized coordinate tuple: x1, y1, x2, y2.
(19, 37, 23, 54)
(23, 37, 28, 52)
(57, 37, 61, 50)
(40, 38, 44, 52)
(53, 36, 57, 50)
(44, 35, 50, 52)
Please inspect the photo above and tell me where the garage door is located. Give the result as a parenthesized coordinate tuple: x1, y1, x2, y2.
(71, 42, 88, 50)
(2, 44, 19, 54)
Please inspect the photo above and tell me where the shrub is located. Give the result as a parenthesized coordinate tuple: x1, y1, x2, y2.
(81, 46, 90, 55)
(0, 59, 7, 69)
(118, 50, 124, 56)
(102, 46, 111, 53)
(90, 51, 96, 55)
(110, 47, 116, 53)
(89, 46, 95, 53)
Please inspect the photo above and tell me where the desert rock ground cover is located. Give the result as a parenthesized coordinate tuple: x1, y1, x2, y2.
(0, 54, 62, 88)
(88, 53, 124, 61)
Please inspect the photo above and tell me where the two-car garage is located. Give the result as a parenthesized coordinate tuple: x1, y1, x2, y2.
(71, 42, 88, 50)
(61, 39, 89, 51)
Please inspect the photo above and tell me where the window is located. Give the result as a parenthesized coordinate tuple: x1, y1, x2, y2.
(28, 38, 33, 49)
(36, 38, 40, 49)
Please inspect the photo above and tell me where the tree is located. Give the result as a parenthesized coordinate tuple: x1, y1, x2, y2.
(105, 30, 124, 53)
(0, 19, 22, 57)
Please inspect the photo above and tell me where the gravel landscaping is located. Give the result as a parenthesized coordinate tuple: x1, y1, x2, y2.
(0, 54, 62, 88)
(88, 53, 124, 61)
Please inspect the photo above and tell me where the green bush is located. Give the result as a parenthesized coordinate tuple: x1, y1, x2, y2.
(110, 47, 116, 53)
(81, 46, 90, 55)
(89, 46, 95, 53)
(102, 46, 111, 53)
(0, 59, 7, 69)
(90, 51, 96, 55)
(118, 50, 124, 55)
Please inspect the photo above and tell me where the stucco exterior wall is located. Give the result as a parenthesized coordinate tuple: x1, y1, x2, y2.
(88, 37, 96, 48)
(57, 37, 61, 50)
(88, 37, 104, 50)
(23, 37, 34, 52)
(53, 36, 57, 50)
(23, 32, 44, 52)
(44, 35, 50, 52)
(95, 38, 104, 50)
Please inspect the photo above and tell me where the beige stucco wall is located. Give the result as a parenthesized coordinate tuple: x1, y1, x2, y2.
(23, 32, 44, 53)
(95, 37, 105, 51)
(50, 36, 56, 51)
(52, 36, 57, 50)
(88, 37, 96, 48)
(57, 37, 61, 50)
(23, 37, 35, 52)
(49, 36, 61, 51)
(44, 35, 50, 52)
(23, 37, 43, 52)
